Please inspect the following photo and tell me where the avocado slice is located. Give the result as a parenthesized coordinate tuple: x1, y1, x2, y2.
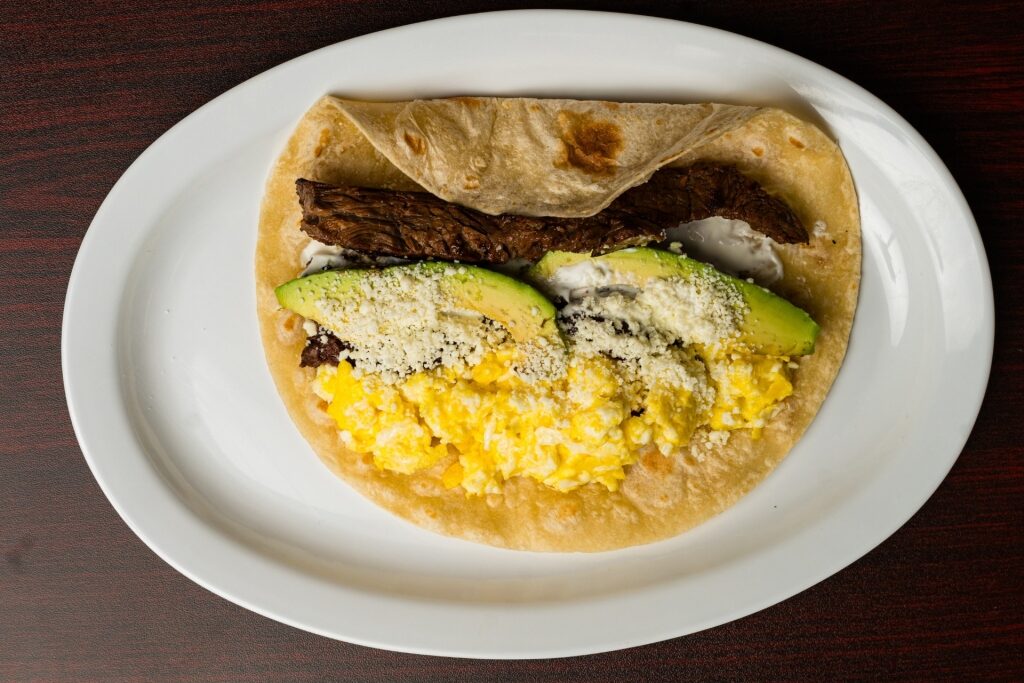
(275, 261, 563, 347)
(528, 248, 819, 356)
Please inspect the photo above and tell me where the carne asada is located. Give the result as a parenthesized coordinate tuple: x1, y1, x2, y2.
(295, 162, 807, 264)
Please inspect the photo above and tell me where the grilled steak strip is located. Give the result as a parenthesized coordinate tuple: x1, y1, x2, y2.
(615, 162, 809, 244)
(297, 183, 659, 264)
(296, 162, 807, 264)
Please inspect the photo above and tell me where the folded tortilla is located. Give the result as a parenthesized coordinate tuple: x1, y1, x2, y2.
(256, 95, 860, 551)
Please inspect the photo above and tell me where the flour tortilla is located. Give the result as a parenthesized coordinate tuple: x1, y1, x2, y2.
(256, 95, 860, 551)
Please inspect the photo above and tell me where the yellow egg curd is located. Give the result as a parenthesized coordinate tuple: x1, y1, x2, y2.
(313, 346, 792, 495)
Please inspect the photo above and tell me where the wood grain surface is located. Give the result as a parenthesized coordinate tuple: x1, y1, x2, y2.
(2, 1, 1022, 680)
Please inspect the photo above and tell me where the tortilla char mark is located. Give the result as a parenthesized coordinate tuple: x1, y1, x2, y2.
(452, 96, 483, 109)
(555, 111, 624, 176)
(402, 131, 427, 155)
(295, 162, 809, 264)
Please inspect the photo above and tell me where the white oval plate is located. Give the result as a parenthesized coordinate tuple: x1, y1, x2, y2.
(63, 10, 993, 658)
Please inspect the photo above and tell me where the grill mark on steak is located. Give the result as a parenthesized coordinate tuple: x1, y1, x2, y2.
(296, 162, 807, 264)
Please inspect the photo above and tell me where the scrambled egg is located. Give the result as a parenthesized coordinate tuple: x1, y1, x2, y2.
(708, 354, 794, 432)
(314, 346, 793, 495)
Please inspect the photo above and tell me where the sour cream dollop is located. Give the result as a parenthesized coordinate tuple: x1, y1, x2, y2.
(300, 239, 407, 275)
(665, 217, 783, 286)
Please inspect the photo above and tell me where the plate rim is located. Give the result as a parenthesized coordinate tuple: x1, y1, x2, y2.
(62, 9, 995, 658)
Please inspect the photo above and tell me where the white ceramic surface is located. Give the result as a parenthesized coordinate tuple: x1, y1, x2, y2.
(62, 11, 993, 658)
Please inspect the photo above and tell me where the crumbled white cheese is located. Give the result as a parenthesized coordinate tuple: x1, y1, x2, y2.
(544, 260, 745, 349)
(512, 335, 568, 383)
(640, 276, 745, 347)
(551, 261, 746, 406)
(562, 291, 669, 356)
(310, 266, 563, 383)
(314, 271, 504, 382)
(560, 293, 712, 406)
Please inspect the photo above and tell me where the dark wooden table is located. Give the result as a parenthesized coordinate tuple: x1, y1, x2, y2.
(2, 1, 1022, 680)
